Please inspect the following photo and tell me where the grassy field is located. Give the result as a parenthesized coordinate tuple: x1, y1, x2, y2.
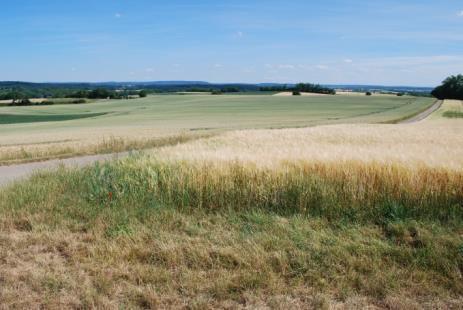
(0, 100, 461, 308)
(0, 112, 107, 125)
(0, 94, 434, 165)
(0, 94, 434, 130)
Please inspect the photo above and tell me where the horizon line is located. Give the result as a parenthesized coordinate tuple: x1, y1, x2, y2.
(0, 80, 436, 88)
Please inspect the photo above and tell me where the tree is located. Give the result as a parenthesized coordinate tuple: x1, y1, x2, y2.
(366, 92, 372, 96)
(10, 98, 31, 106)
(294, 83, 335, 95)
(139, 90, 148, 98)
(431, 74, 463, 100)
(221, 87, 239, 93)
(5, 90, 24, 104)
(292, 91, 301, 96)
(88, 88, 111, 99)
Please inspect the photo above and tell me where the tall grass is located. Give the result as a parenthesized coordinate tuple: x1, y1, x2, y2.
(78, 157, 463, 223)
(0, 155, 462, 308)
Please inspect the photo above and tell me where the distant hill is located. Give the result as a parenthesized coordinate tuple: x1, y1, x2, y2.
(0, 81, 433, 99)
(327, 84, 434, 93)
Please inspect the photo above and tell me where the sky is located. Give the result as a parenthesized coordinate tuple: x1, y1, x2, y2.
(0, 0, 462, 86)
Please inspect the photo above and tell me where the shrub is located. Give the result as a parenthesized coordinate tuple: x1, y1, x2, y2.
(38, 101, 55, 105)
(71, 99, 87, 104)
(292, 91, 301, 96)
(10, 98, 31, 106)
(366, 92, 372, 96)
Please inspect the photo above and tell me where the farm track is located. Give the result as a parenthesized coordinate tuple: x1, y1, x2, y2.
(0, 100, 442, 187)
(397, 100, 442, 124)
(0, 152, 128, 187)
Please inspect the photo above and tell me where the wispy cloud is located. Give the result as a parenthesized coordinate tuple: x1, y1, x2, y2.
(115, 13, 122, 18)
(354, 55, 463, 67)
(344, 59, 353, 64)
(233, 31, 244, 39)
(278, 64, 295, 69)
(316, 65, 328, 70)
(458, 10, 463, 17)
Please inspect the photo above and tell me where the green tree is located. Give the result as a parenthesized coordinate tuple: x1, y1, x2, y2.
(139, 90, 148, 98)
(88, 88, 111, 99)
(294, 83, 335, 95)
(431, 75, 463, 100)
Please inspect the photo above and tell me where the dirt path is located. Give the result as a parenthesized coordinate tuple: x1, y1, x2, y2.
(0, 152, 128, 187)
(398, 100, 442, 124)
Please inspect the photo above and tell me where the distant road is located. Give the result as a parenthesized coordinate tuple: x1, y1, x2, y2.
(0, 153, 128, 187)
(0, 100, 442, 187)
(398, 100, 442, 124)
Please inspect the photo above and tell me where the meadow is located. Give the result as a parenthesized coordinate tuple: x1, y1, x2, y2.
(0, 94, 434, 164)
(0, 97, 461, 308)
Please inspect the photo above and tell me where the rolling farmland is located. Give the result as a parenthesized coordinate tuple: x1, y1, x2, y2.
(0, 94, 434, 164)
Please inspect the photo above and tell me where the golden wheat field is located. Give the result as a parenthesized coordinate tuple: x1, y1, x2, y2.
(150, 100, 463, 170)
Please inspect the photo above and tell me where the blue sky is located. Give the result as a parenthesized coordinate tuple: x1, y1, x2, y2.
(0, 0, 462, 86)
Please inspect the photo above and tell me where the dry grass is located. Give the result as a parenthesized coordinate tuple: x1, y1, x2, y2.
(0, 157, 461, 308)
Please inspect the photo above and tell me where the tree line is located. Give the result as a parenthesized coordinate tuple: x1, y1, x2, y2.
(432, 75, 463, 100)
(0, 88, 148, 104)
(260, 83, 336, 95)
(65, 89, 147, 99)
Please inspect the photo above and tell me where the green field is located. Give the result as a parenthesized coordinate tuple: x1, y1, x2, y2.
(0, 94, 435, 133)
(0, 112, 107, 125)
